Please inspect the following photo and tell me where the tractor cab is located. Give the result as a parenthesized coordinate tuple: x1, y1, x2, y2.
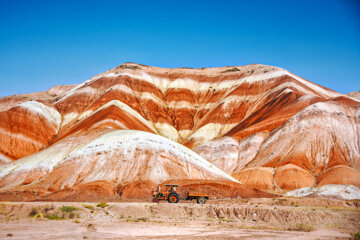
(165, 184, 178, 193)
(152, 184, 180, 203)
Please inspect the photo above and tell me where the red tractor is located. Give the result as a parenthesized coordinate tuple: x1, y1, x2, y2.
(152, 184, 209, 204)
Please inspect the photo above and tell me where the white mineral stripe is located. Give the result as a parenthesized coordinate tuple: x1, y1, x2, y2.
(18, 101, 61, 127)
(0, 130, 239, 185)
(0, 153, 11, 164)
(77, 100, 157, 133)
(187, 123, 238, 144)
(0, 127, 42, 147)
(68, 130, 238, 183)
(61, 112, 79, 127)
(90, 119, 127, 129)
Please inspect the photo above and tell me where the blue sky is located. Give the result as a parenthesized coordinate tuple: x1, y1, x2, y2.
(0, 0, 359, 97)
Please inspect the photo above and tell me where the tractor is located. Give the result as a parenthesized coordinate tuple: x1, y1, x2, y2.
(152, 184, 209, 204)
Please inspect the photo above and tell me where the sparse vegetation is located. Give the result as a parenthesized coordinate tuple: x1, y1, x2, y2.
(45, 214, 63, 220)
(276, 198, 288, 205)
(43, 204, 55, 213)
(81, 204, 94, 210)
(29, 206, 44, 219)
(33, 212, 44, 219)
(60, 206, 78, 213)
(119, 64, 142, 70)
(351, 232, 360, 240)
(288, 223, 314, 232)
(87, 223, 96, 231)
(325, 206, 360, 212)
(126, 217, 149, 222)
(217, 218, 234, 223)
(0, 203, 6, 215)
(3, 199, 359, 238)
(221, 67, 241, 73)
(239, 224, 283, 231)
(136, 217, 149, 222)
(29, 207, 39, 217)
(96, 202, 109, 208)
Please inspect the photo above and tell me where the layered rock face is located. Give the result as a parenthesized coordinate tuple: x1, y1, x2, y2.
(0, 63, 358, 200)
(195, 98, 360, 190)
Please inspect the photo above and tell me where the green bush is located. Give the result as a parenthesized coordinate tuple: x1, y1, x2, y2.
(59, 206, 78, 213)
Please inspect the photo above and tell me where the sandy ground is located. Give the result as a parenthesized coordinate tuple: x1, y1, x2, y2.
(0, 198, 358, 239)
(0, 220, 351, 240)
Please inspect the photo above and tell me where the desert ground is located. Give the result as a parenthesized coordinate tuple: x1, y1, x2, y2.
(0, 197, 359, 239)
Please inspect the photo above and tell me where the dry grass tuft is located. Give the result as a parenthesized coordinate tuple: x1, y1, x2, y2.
(288, 223, 314, 232)
(96, 202, 109, 208)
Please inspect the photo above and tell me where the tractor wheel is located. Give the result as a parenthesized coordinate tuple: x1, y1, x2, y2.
(197, 197, 206, 204)
(168, 193, 179, 203)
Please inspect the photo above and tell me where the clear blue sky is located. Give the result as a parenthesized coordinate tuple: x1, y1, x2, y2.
(0, 0, 359, 97)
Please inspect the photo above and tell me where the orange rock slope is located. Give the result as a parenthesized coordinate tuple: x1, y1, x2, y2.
(0, 62, 359, 200)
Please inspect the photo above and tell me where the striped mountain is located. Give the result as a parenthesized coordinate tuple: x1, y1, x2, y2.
(0, 63, 358, 200)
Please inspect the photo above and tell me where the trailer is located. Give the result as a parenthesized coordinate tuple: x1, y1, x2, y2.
(152, 184, 209, 204)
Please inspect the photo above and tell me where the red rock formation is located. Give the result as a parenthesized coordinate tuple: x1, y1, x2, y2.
(197, 99, 360, 191)
(232, 167, 274, 190)
(0, 101, 61, 161)
(0, 63, 358, 200)
(274, 164, 315, 190)
(317, 165, 360, 188)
